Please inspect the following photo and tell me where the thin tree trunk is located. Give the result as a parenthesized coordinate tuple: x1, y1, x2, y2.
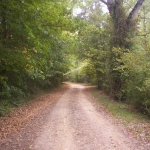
(1, 4, 7, 44)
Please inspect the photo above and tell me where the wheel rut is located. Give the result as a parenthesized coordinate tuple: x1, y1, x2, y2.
(0, 83, 147, 150)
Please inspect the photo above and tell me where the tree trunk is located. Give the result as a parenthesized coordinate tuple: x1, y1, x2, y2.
(100, 0, 144, 48)
(100, 0, 145, 97)
(1, 2, 7, 44)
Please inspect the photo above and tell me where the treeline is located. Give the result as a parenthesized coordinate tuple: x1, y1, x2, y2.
(68, 0, 150, 115)
(0, 0, 75, 116)
(1, 0, 150, 117)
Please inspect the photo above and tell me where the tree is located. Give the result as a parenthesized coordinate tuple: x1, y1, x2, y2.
(0, 0, 77, 116)
(100, 0, 145, 47)
(98, 0, 145, 97)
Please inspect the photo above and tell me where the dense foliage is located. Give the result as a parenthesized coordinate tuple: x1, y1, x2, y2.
(0, 0, 75, 116)
(67, 0, 150, 115)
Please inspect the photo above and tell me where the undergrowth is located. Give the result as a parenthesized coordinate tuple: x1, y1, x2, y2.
(91, 89, 150, 123)
(91, 88, 150, 144)
(0, 86, 52, 117)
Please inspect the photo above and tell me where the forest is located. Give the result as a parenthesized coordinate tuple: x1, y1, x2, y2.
(0, 0, 150, 116)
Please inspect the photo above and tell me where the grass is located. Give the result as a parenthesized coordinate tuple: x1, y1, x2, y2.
(91, 88, 150, 144)
(91, 89, 149, 123)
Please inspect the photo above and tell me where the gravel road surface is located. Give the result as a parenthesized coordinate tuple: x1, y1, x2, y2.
(0, 83, 147, 150)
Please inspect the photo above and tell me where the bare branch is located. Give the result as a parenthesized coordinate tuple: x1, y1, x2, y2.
(100, 0, 108, 6)
(127, 0, 145, 25)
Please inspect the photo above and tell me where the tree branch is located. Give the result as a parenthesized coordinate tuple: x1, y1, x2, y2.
(127, 0, 145, 25)
(100, 0, 108, 6)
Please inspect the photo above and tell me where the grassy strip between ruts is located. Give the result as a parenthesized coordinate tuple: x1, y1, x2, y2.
(90, 88, 150, 146)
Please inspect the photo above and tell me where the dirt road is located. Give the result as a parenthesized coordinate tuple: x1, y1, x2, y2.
(0, 83, 147, 150)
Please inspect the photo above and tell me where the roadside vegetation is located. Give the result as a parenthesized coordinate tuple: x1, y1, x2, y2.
(91, 88, 150, 145)
(0, 0, 76, 116)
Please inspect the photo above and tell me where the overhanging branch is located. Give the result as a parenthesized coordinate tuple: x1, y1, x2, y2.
(100, 0, 108, 6)
(127, 0, 145, 25)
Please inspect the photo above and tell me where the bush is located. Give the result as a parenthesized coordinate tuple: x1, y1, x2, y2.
(0, 100, 11, 116)
(0, 84, 26, 116)
(115, 50, 150, 115)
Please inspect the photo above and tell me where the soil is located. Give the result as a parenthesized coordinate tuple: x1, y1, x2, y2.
(0, 83, 149, 150)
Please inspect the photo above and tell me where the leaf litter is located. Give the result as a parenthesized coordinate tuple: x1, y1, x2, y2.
(0, 84, 69, 144)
